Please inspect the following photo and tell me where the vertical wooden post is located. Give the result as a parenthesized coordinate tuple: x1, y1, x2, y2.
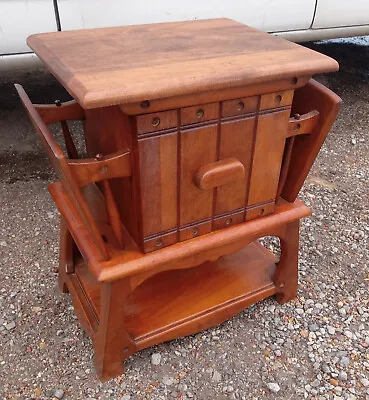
(58, 217, 74, 293)
(94, 279, 136, 381)
(273, 219, 300, 304)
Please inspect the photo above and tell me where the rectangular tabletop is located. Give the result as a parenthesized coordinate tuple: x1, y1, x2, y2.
(28, 18, 338, 109)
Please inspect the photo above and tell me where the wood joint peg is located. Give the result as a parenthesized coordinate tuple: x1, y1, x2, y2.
(287, 110, 320, 138)
(194, 158, 245, 190)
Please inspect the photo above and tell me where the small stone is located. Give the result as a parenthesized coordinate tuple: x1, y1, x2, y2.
(338, 371, 348, 381)
(32, 307, 42, 313)
(53, 389, 64, 399)
(321, 363, 330, 373)
(162, 376, 174, 386)
(360, 378, 369, 387)
(266, 383, 280, 393)
(120, 395, 131, 400)
(309, 324, 319, 332)
(330, 378, 339, 386)
(327, 326, 336, 335)
(5, 322, 15, 331)
(212, 370, 222, 382)
(334, 386, 343, 395)
(151, 352, 161, 366)
(300, 330, 309, 338)
(311, 379, 320, 388)
(339, 308, 347, 317)
(340, 357, 350, 367)
(344, 330, 353, 339)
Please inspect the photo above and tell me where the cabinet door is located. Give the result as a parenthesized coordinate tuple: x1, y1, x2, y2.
(57, 0, 315, 32)
(247, 109, 290, 219)
(313, 0, 369, 28)
(0, 0, 57, 55)
(139, 132, 178, 238)
(179, 125, 217, 229)
(215, 117, 255, 216)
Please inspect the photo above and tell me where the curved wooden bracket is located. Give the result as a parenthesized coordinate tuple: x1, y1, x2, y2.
(194, 158, 245, 190)
(35, 100, 85, 124)
(69, 150, 132, 187)
(287, 110, 320, 138)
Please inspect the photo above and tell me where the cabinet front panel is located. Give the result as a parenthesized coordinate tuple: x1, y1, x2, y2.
(139, 132, 178, 237)
(180, 124, 217, 227)
(215, 117, 256, 216)
(247, 109, 290, 207)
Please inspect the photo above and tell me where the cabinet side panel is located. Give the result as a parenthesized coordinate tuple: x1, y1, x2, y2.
(139, 133, 178, 237)
(84, 106, 140, 243)
(247, 110, 290, 206)
(180, 125, 217, 227)
(216, 117, 255, 216)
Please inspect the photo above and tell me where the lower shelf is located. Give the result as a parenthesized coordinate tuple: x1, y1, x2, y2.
(75, 241, 278, 349)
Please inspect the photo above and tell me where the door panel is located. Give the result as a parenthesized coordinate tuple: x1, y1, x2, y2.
(215, 117, 255, 216)
(313, 0, 369, 28)
(247, 109, 290, 208)
(57, 0, 315, 32)
(0, 0, 57, 55)
(179, 124, 217, 227)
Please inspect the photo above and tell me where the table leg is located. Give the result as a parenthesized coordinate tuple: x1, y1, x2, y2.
(273, 219, 300, 304)
(58, 218, 74, 293)
(94, 279, 136, 381)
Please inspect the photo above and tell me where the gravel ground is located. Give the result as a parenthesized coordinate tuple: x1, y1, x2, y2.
(0, 38, 368, 400)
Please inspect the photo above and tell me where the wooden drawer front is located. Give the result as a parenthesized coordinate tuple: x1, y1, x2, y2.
(247, 110, 290, 206)
(139, 132, 178, 237)
(260, 90, 294, 111)
(181, 103, 218, 126)
(180, 125, 217, 227)
(136, 110, 177, 135)
(222, 96, 258, 117)
(215, 117, 255, 216)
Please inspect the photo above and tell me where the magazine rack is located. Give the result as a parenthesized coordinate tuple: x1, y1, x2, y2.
(17, 19, 340, 380)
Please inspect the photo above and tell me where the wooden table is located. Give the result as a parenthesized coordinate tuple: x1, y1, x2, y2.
(19, 18, 341, 380)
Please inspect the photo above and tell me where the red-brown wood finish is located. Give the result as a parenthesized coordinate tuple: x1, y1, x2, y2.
(17, 19, 341, 381)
